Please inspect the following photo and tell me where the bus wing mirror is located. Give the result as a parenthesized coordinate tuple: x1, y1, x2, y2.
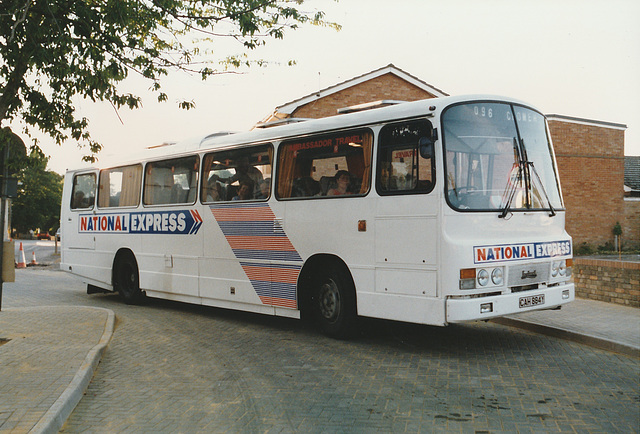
(418, 136, 434, 159)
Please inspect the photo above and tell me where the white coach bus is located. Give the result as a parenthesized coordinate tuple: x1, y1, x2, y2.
(60, 95, 574, 337)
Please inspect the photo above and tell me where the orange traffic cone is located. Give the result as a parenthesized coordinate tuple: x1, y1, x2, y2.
(30, 250, 38, 266)
(16, 242, 26, 268)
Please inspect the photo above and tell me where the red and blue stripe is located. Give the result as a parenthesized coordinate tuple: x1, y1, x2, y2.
(210, 202, 302, 308)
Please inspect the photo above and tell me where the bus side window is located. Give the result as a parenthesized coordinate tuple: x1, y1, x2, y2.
(201, 144, 273, 203)
(144, 156, 199, 206)
(98, 164, 142, 208)
(376, 119, 435, 195)
(71, 173, 96, 210)
(276, 129, 373, 199)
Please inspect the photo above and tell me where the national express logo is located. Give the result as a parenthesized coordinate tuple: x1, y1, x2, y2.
(474, 240, 571, 264)
(79, 210, 203, 235)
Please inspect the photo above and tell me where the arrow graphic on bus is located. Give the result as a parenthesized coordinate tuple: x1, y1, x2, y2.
(188, 209, 203, 234)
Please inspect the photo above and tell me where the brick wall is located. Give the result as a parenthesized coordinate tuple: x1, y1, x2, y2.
(574, 258, 640, 307)
(623, 200, 640, 249)
(292, 73, 436, 119)
(548, 120, 626, 248)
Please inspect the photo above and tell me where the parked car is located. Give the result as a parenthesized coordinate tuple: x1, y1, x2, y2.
(37, 232, 51, 240)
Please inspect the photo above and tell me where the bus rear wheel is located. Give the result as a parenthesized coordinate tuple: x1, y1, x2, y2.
(114, 252, 145, 305)
(312, 268, 357, 338)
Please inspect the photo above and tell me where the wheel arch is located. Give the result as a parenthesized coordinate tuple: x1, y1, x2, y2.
(297, 253, 357, 317)
(111, 247, 138, 287)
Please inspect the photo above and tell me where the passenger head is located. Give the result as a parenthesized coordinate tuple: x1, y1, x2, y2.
(207, 179, 220, 200)
(236, 157, 250, 173)
(260, 178, 271, 197)
(237, 180, 254, 200)
(335, 170, 350, 184)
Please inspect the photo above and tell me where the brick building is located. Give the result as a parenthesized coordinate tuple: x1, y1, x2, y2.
(623, 157, 640, 248)
(260, 64, 447, 124)
(546, 115, 630, 250)
(259, 64, 633, 249)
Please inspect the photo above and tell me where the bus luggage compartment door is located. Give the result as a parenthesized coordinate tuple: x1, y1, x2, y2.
(64, 211, 96, 251)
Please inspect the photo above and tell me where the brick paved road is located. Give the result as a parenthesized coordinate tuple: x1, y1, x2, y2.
(5, 268, 639, 432)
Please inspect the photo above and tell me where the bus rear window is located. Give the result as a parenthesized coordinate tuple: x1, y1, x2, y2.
(276, 129, 373, 199)
(98, 164, 142, 208)
(71, 173, 96, 210)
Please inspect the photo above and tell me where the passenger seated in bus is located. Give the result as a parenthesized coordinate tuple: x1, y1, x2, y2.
(232, 180, 254, 201)
(319, 176, 333, 196)
(72, 191, 95, 208)
(210, 157, 263, 197)
(255, 178, 271, 199)
(223, 157, 262, 187)
(233, 157, 262, 185)
(72, 191, 85, 208)
(327, 170, 352, 196)
(205, 179, 222, 202)
(292, 177, 320, 197)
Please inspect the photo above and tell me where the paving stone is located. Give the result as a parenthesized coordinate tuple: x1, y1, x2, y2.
(2, 268, 639, 432)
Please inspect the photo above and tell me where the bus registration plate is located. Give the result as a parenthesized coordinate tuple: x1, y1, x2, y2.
(519, 294, 545, 308)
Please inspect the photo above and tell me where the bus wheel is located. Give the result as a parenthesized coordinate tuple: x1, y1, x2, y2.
(313, 268, 357, 338)
(115, 252, 145, 305)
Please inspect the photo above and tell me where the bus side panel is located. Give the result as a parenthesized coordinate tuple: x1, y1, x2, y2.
(281, 197, 376, 308)
(137, 251, 200, 297)
(199, 203, 270, 309)
(356, 194, 442, 325)
(61, 170, 100, 282)
(132, 209, 201, 297)
(64, 249, 114, 287)
(358, 293, 446, 326)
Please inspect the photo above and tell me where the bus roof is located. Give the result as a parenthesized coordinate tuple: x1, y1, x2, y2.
(197, 94, 532, 150)
(67, 94, 533, 172)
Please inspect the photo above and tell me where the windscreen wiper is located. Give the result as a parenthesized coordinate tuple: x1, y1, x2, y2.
(501, 137, 556, 218)
(519, 137, 533, 210)
(499, 138, 523, 219)
(520, 138, 556, 217)
(525, 150, 557, 217)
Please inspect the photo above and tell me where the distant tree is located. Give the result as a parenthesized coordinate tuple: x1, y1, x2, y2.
(11, 149, 63, 234)
(0, 0, 338, 161)
(0, 127, 27, 173)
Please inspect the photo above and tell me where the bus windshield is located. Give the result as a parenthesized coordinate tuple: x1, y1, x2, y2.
(442, 102, 563, 213)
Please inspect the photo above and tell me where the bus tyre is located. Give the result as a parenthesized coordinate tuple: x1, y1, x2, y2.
(313, 268, 358, 339)
(115, 252, 145, 305)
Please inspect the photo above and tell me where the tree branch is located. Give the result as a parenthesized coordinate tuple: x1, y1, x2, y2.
(8, 0, 33, 44)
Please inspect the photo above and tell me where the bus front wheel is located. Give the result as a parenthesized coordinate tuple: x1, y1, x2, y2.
(114, 252, 145, 305)
(312, 268, 357, 338)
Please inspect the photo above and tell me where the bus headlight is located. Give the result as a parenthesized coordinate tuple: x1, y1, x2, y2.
(552, 260, 572, 279)
(460, 267, 504, 290)
(491, 268, 503, 286)
(477, 269, 489, 287)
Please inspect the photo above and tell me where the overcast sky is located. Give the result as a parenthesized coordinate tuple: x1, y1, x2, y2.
(28, 0, 640, 174)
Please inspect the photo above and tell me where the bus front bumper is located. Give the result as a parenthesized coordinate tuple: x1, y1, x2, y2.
(445, 282, 574, 323)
